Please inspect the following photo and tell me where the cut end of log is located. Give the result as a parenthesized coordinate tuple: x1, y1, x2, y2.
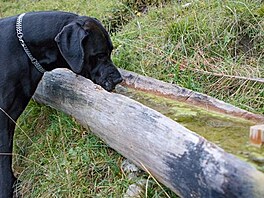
(250, 125, 264, 147)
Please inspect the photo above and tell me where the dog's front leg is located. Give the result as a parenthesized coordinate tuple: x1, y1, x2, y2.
(0, 115, 17, 198)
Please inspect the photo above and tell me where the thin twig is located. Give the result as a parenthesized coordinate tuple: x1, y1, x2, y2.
(140, 162, 171, 198)
(184, 68, 264, 83)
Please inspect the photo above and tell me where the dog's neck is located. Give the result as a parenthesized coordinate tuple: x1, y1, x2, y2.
(19, 12, 77, 72)
(16, 13, 46, 73)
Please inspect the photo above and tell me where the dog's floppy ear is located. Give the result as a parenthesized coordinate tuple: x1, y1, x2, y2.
(55, 21, 88, 73)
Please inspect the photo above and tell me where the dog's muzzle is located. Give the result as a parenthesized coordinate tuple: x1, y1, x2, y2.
(91, 64, 123, 92)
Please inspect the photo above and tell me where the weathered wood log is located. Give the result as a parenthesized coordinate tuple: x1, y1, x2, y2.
(33, 68, 264, 198)
(119, 69, 264, 123)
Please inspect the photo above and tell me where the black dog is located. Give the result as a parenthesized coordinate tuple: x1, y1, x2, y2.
(0, 11, 122, 197)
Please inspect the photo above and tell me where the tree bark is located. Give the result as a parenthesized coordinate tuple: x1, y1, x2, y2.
(33, 68, 264, 198)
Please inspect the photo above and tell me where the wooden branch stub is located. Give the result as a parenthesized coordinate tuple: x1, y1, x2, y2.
(250, 125, 264, 147)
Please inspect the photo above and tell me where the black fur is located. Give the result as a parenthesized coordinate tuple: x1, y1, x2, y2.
(0, 11, 122, 197)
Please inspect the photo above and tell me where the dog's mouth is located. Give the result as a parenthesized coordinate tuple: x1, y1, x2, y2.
(90, 64, 123, 92)
(101, 76, 123, 91)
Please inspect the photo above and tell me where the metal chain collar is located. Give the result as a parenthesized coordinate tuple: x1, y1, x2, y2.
(16, 13, 46, 73)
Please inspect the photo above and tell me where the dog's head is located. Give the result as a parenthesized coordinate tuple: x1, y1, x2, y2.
(55, 16, 122, 91)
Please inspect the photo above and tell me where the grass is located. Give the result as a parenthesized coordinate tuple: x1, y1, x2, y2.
(1, 0, 263, 197)
(112, 0, 264, 113)
(14, 102, 129, 197)
(14, 103, 177, 197)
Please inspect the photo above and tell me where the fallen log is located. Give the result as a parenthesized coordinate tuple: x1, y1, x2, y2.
(119, 69, 264, 123)
(33, 68, 264, 198)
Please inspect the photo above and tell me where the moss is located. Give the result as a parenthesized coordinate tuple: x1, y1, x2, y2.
(117, 86, 264, 172)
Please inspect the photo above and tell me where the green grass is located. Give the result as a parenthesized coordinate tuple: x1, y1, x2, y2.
(14, 102, 177, 197)
(112, 0, 264, 113)
(0, 0, 121, 19)
(1, 0, 263, 197)
(14, 102, 126, 197)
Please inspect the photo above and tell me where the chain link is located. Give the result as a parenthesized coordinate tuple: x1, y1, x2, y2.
(16, 13, 46, 73)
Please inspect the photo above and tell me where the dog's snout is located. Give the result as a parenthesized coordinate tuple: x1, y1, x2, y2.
(113, 76, 123, 84)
